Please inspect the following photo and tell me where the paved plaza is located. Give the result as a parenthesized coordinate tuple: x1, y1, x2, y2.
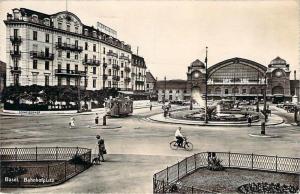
(0, 104, 299, 193)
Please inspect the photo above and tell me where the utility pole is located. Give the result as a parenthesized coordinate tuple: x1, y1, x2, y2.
(77, 77, 81, 112)
(263, 74, 267, 122)
(205, 46, 208, 123)
(163, 76, 166, 104)
(256, 71, 260, 112)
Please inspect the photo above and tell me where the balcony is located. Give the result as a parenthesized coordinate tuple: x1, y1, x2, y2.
(124, 66, 131, 72)
(112, 64, 120, 70)
(30, 51, 54, 60)
(55, 69, 86, 77)
(135, 80, 144, 85)
(119, 55, 130, 61)
(103, 74, 108, 80)
(10, 66, 21, 73)
(107, 51, 118, 58)
(103, 63, 108, 69)
(124, 77, 131, 82)
(10, 50, 21, 58)
(82, 59, 100, 66)
(55, 42, 83, 52)
(10, 36, 22, 44)
(112, 75, 120, 81)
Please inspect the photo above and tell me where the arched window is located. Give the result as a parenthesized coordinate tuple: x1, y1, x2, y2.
(232, 87, 239, 94)
(272, 86, 284, 95)
(250, 87, 257, 94)
(215, 87, 221, 94)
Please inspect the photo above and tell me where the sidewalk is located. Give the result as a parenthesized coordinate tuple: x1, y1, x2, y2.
(148, 113, 284, 127)
(0, 103, 161, 117)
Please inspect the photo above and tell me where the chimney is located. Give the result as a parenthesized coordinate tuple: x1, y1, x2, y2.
(294, 70, 296, 80)
(137, 46, 139, 56)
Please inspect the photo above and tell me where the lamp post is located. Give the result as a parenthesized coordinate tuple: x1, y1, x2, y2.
(163, 76, 166, 104)
(261, 73, 267, 135)
(256, 71, 260, 112)
(205, 46, 208, 124)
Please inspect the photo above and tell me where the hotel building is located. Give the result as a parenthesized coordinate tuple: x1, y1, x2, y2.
(4, 8, 147, 91)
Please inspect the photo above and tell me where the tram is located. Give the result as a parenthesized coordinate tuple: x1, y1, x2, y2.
(105, 97, 133, 117)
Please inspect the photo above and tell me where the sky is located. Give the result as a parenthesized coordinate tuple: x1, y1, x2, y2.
(0, 0, 299, 80)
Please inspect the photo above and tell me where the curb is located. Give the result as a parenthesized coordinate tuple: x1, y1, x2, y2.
(148, 114, 284, 127)
(0, 105, 160, 117)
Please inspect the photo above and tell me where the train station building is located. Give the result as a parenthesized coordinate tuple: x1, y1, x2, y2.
(156, 57, 299, 103)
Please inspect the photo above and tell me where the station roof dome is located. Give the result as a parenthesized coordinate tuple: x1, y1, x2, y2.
(190, 59, 205, 68)
(270, 56, 286, 65)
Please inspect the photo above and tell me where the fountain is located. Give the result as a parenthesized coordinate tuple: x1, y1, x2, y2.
(173, 89, 260, 123)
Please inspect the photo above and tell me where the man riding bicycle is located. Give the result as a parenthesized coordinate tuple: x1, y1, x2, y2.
(175, 127, 184, 147)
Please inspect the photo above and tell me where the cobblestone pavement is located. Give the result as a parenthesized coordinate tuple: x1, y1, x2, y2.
(0, 105, 299, 193)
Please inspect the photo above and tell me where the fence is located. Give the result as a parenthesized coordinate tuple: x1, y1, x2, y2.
(153, 152, 300, 193)
(0, 147, 92, 187)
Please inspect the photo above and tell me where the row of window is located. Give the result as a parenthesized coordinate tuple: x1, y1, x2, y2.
(30, 30, 129, 56)
(211, 88, 264, 95)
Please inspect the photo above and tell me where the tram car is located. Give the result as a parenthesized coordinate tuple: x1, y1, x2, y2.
(105, 97, 133, 117)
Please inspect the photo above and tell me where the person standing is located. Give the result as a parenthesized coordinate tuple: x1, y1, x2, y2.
(150, 102, 153, 111)
(96, 135, 106, 162)
(247, 114, 252, 127)
(69, 117, 75, 129)
(95, 113, 99, 125)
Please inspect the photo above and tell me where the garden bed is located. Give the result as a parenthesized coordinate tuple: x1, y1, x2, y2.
(179, 168, 299, 193)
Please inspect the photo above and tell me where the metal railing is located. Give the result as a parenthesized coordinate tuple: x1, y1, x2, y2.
(83, 59, 101, 66)
(30, 51, 54, 60)
(0, 147, 91, 188)
(55, 69, 86, 76)
(10, 36, 22, 44)
(153, 152, 300, 193)
(55, 42, 83, 52)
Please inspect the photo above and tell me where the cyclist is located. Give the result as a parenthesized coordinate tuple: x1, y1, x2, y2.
(175, 127, 184, 147)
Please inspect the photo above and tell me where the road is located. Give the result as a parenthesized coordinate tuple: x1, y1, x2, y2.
(0, 105, 299, 193)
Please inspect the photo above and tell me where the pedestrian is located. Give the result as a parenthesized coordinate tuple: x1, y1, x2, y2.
(69, 117, 75, 129)
(95, 113, 99, 125)
(247, 114, 252, 127)
(150, 102, 153, 111)
(96, 135, 106, 162)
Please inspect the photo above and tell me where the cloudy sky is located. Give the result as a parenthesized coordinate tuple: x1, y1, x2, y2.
(0, 0, 299, 80)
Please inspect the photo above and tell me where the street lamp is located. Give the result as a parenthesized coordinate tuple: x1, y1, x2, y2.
(205, 46, 208, 124)
(163, 76, 166, 104)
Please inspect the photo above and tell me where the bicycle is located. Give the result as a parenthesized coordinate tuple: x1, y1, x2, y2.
(170, 137, 193, 151)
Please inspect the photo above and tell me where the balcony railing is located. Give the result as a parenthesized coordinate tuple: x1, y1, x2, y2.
(107, 51, 118, 58)
(10, 50, 21, 58)
(82, 59, 100, 66)
(124, 77, 131, 82)
(124, 66, 131, 72)
(55, 69, 86, 76)
(135, 80, 144, 85)
(112, 64, 120, 70)
(30, 51, 54, 60)
(103, 63, 108, 69)
(10, 66, 21, 73)
(10, 36, 22, 44)
(103, 74, 108, 80)
(112, 75, 120, 81)
(55, 42, 83, 52)
(119, 55, 130, 61)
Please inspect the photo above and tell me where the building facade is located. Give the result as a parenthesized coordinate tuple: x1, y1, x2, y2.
(146, 71, 156, 93)
(156, 80, 187, 102)
(4, 8, 147, 91)
(157, 57, 299, 103)
(0, 61, 6, 97)
(131, 54, 147, 91)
